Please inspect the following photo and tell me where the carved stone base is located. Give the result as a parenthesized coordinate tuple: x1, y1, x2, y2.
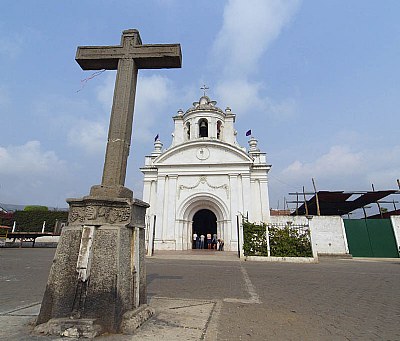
(36, 195, 149, 335)
(34, 318, 103, 339)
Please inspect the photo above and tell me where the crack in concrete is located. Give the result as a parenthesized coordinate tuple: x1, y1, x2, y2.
(0, 302, 41, 316)
(200, 301, 217, 340)
(169, 301, 215, 310)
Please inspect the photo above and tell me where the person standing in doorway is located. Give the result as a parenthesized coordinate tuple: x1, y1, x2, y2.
(218, 238, 224, 251)
(212, 233, 218, 250)
(196, 234, 200, 249)
(193, 232, 198, 249)
(200, 234, 205, 249)
(206, 233, 212, 249)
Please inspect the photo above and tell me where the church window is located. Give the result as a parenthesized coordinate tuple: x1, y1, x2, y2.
(217, 120, 222, 140)
(199, 118, 208, 137)
(186, 122, 191, 140)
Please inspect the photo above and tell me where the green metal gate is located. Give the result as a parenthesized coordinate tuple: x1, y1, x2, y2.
(344, 219, 399, 258)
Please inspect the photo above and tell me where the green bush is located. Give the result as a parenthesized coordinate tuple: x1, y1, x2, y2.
(243, 221, 312, 257)
(269, 226, 312, 257)
(24, 205, 49, 212)
(243, 221, 269, 256)
(12, 210, 68, 232)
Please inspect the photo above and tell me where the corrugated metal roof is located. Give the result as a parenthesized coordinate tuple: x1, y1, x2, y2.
(291, 190, 398, 216)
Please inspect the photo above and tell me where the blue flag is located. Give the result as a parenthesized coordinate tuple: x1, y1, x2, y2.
(245, 129, 252, 136)
(154, 134, 159, 141)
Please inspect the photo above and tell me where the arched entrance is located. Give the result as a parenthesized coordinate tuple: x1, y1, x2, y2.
(192, 209, 217, 249)
(177, 193, 230, 251)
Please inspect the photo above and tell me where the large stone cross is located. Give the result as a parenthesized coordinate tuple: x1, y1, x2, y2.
(76, 29, 181, 198)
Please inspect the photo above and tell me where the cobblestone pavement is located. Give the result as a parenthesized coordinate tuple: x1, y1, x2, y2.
(0, 248, 399, 340)
(0, 248, 55, 314)
(219, 259, 400, 341)
(146, 256, 400, 341)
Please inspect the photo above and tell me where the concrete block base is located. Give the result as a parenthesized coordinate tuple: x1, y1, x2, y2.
(89, 184, 133, 199)
(120, 304, 155, 334)
(318, 253, 353, 259)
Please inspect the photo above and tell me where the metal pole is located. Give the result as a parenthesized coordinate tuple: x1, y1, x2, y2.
(362, 206, 367, 220)
(372, 184, 383, 218)
(303, 186, 309, 216)
(312, 178, 320, 216)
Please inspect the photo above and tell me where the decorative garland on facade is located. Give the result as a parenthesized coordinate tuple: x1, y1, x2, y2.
(178, 176, 229, 199)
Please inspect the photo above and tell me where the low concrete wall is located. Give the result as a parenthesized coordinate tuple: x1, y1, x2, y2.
(390, 216, 400, 253)
(244, 256, 318, 263)
(269, 215, 308, 226)
(269, 215, 350, 257)
(4, 236, 60, 248)
(309, 216, 349, 256)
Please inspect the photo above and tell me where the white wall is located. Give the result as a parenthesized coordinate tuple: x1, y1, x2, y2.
(309, 216, 349, 255)
(269, 215, 349, 256)
(390, 216, 400, 253)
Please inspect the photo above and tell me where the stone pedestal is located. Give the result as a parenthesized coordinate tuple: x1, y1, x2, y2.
(35, 195, 152, 336)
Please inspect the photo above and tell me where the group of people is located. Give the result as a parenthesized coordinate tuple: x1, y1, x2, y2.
(192, 232, 224, 251)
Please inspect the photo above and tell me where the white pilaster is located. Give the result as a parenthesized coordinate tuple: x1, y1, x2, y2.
(167, 175, 178, 242)
(154, 175, 166, 240)
(259, 178, 270, 222)
(242, 173, 251, 220)
(229, 173, 239, 247)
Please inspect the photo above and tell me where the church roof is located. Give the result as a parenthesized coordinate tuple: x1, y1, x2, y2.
(153, 139, 253, 165)
(185, 95, 224, 115)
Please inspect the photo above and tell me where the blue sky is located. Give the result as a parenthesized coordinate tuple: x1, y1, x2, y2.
(1, 0, 399, 215)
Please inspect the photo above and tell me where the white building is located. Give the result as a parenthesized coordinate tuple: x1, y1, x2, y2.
(141, 95, 271, 251)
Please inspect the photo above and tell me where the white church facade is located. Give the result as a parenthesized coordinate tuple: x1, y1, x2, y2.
(141, 95, 271, 252)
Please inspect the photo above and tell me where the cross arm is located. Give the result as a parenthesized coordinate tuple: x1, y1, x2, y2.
(76, 44, 182, 70)
(76, 46, 125, 70)
(132, 44, 182, 69)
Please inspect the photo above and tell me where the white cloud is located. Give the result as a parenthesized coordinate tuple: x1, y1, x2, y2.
(68, 73, 175, 155)
(283, 146, 362, 179)
(134, 74, 174, 141)
(216, 80, 264, 113)
(96, 72, 116, 112)
(0, 141, 65, 175)
(212, 0, 300, 118)
(216, 79, 296, 118)
(364, 145, 400, 189)
(0, 141, 75, 206)
(212, 0, 300, 78)
(67, 119, 107, 154)
(279, 145, 400, 191)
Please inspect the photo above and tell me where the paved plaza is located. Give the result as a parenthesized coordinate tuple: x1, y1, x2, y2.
(0, 248, 399, 340)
